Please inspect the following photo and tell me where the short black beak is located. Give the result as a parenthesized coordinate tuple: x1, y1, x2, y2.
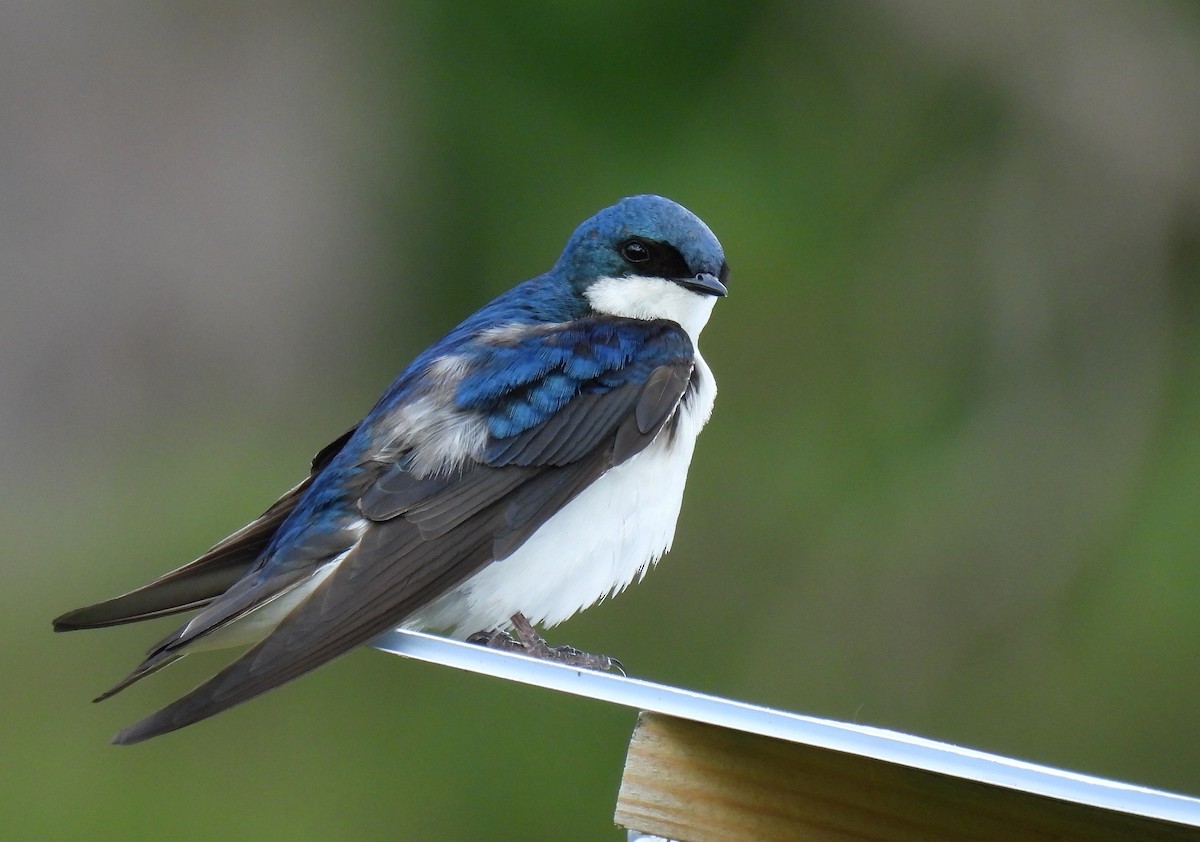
(678, 272, 728, 297)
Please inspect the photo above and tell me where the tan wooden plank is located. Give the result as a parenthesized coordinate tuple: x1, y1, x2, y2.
(615, 712, 1199, 842)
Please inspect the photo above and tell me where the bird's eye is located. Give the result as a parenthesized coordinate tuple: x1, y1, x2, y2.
(620, 240, 651, 263)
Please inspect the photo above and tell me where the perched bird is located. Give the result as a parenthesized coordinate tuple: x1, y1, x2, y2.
(53, 194, 728, 744)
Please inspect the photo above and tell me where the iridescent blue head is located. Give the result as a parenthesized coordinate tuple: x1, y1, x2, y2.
(554, 195, 728, 340)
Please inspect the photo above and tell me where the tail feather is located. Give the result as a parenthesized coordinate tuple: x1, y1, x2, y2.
(92, 563, 314, 701)
(53, 426, 357, 632)
(52, 480, 312, 632)
(52, 556, 255, 631)
(93, 651, 187, 703)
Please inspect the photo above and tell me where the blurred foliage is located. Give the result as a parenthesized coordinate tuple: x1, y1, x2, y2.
(5, 1, 1200, 839)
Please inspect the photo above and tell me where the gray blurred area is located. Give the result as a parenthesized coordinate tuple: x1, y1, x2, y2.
(1, 4, 412, 469)
(6, 2, 1200, 840)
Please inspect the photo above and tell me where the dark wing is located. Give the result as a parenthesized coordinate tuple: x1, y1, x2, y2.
(52, 426, 357, 632)
(112, 317, 696, 744)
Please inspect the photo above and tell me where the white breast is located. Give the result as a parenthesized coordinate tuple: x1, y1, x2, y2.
(405, 353, 717, 638)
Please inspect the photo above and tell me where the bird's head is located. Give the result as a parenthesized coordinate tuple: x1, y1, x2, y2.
(554, 195, 728, 340)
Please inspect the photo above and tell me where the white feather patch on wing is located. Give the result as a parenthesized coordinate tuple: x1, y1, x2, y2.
(374, 356, 490, 477)
(475, 321, 559, 344)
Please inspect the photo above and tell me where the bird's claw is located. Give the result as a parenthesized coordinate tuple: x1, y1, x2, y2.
(467, 613, 625, 675)
(466, 628, 521, 651)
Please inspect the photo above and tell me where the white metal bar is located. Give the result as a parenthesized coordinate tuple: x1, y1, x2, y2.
(371, 628, 1200, 828)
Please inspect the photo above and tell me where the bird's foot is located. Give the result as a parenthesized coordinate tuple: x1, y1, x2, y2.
(467, 613, 624, 674)
(466, 628, 522, 651)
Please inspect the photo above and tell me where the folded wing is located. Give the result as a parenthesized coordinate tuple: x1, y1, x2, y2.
(112, 317, 697, 743)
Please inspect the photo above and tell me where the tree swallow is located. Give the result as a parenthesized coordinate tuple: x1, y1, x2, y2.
(54, 194, 728, 744)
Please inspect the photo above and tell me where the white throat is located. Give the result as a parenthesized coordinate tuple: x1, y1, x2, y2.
(584, 275, 718, 341)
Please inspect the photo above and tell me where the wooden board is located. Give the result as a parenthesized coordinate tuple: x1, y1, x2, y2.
(616, 712, 1199, 842)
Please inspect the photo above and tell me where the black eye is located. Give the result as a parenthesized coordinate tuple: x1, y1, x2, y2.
(620, 239, 651, 263)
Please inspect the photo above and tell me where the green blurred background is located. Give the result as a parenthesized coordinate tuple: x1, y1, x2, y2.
(6, 1, 1200, 839)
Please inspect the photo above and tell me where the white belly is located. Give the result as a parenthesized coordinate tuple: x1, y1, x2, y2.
(406, 354, 716, 638)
